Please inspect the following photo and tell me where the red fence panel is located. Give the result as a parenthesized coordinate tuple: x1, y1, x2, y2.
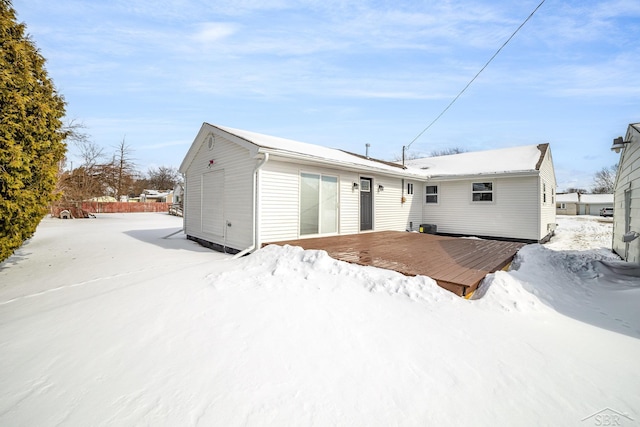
(51, 202, 171, 217)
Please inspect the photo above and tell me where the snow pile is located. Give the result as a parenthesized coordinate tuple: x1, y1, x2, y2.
(213, 244, 458, 306)
(1, 214, 639, 426)
(477, 216, 639, 337)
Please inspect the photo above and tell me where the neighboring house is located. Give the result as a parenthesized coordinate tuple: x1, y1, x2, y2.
(611, 122, 640, 263)
(556, 193, 579, 215)
(138, 189, 173, 203)
(179, 123, 557, 255)
(556, 192, 613, 216)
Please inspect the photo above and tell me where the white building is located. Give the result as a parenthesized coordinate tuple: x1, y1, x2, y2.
(556, 193, 613, 216)
(179, 123, 557, 255)
(611, 123, 640, 263)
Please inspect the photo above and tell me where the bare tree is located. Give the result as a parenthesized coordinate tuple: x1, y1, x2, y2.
(145, 166, 181, 191)
(429, 147, 468, 157)
(105, 138, 137, 200)
(592, 164, 617, 194)
(391, 150, 423, 162)
(565, 187, 587, 194)
(57, 137, 106, 202)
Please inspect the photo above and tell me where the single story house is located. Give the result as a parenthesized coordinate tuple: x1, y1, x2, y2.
(556, 192, 613, 216)
(179, 123, 557, 255)
(556, 192, 579, 215)
(611, 122, 640, 263)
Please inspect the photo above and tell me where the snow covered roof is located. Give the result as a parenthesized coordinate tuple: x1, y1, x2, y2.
(210, 124, 415, 178)
(404, 144, 548, 178)
(580, 193, 613, 204)
(556, 193, 580, 203)
(556, 193, 613, 204)
(181, 123, 550, 180)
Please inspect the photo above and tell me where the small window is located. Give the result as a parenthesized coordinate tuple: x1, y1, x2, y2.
(543, 183, 547, 203)
(425, 185, 438, 203)
(559, 203, 566, 209)
(472, 182, 493, 202)
(360, 178, 371, 192)
(552, 188, 555, 203)
(407, 183, 414, 195)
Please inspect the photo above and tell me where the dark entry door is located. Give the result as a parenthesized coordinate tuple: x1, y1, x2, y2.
(360, 177, 373, 231)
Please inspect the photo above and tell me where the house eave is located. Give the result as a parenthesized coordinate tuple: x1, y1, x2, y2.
(257, 148, 428, 180)
(423, 170, 540, 182)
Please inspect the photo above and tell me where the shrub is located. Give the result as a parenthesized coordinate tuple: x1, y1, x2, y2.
(0, 0, 67, 262)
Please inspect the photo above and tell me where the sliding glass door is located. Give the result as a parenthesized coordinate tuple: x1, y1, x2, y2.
(300, 173, 338, 236)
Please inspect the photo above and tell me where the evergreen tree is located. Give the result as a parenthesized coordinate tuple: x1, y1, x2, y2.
(0, 0, 67, 262)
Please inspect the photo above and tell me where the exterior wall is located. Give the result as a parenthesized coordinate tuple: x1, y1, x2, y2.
(578, 203, 611, 216)
(183, 133, 256, 251)
(372, 174, 405, 232)
(556, 202, 578, 215)
(421, 175, 541, 241)
(538, 148, 557, 240)
(258, 160, 409, 244)
(403, 179, 424, 231)
(613, 125, 640, 262)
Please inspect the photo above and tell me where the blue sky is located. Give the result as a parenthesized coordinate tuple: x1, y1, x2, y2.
(13, 0, 640, 191)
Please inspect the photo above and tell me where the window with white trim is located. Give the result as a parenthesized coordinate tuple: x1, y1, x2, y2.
(425, 185, 438, 204)
(407, 182, 414, 195)
(543, 182, 547, 203)
(472, 182, 493, 202)
(559, 203, 566, 209)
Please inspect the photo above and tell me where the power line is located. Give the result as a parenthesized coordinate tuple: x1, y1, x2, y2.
(404, 0, 547, 155)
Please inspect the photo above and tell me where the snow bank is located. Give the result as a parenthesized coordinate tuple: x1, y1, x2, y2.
(1, 214, 639, 426)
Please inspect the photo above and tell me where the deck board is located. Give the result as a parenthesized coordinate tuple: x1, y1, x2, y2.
(268, 231, 526, 296)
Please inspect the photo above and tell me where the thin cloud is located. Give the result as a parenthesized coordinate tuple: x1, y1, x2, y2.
(192, 22, 239, 44)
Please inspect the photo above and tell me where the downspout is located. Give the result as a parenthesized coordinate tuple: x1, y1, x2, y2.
(233, 152, 269, 258)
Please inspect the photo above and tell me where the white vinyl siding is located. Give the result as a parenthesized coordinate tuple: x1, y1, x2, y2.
(260, 161, 362, 243)
(259, 162, 301, 243)
(183, 132, 255, 250)
(260, 165, 407, 242)
(538, 147, 557, 240)
(612, 125, 640, 262)
(373, 175, 406, 232)
(403, 180, 423, 231)
(202, 170, 224, 236)
(422, 176, 540, 240)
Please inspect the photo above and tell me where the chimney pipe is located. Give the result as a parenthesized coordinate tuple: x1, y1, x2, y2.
(365, 143, 370, 158)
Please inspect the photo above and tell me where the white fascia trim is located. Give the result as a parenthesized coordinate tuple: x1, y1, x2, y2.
(258, 148, 427, 181)
(424, 170, 539, 182)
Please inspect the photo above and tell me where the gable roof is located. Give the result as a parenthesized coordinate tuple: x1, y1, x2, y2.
(181, 123, 551, 181)
(556, 193, 579, 203)
(404, 144, 549, 178)
(180, 123, 424, 179)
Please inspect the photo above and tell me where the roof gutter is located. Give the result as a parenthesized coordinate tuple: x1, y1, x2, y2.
(422, 170, 539, 182)
(233, 153, 269, 259)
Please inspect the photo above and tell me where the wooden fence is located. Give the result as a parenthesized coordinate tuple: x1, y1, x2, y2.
(51, 202, 171, 218)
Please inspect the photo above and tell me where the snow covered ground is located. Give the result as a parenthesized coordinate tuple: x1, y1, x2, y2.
(0, 213, 638, 426)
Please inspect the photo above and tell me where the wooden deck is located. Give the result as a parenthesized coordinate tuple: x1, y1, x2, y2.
(269, 231, 526, 296)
